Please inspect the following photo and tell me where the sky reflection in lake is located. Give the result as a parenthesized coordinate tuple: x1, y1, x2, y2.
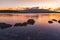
(0, 13, 60, 40)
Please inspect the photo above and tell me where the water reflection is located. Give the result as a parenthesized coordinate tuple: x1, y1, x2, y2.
(0, 13, 60, 28)
(0, 13, 60, 27)
(0, 13, 60, 40)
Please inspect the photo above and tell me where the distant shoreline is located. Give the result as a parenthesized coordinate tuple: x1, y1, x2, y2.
(0, 10, 60, 13)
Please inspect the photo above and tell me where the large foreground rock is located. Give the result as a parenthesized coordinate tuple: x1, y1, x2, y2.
(0, 23, 12, 29)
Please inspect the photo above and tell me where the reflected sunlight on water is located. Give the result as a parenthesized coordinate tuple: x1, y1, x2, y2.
(0, 13, 60, 40)
(0, 13, 60, 25)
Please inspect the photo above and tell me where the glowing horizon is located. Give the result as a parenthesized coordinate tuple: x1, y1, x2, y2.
(0, 0, 60, 10)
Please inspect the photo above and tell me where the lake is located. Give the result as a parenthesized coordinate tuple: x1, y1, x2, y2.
(0, 13, 60, 40)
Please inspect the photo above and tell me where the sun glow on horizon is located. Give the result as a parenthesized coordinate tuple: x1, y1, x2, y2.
(0, 0, 60, 10)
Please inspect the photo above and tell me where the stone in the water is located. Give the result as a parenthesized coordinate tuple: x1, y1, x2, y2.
(27, 19, 35, 25)
(48, 21, 53, 24)
(52, 19, 57, 21)
(22, 22, 27, 26)
(14, 22, 27, 27)
(0, 23, 12, 29)
(58, 20, 60, 23)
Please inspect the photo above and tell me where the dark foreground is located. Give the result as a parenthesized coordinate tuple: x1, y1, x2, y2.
(0, 26, 60, 40)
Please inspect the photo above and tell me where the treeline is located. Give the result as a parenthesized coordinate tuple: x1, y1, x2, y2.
(0, 10, 20, 13)
(0, 9, 59, 13)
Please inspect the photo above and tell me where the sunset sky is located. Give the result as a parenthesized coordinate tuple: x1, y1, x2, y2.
(0, 0, 60, 9)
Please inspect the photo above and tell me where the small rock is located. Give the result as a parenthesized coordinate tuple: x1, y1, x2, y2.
(48, 21, 53, 24)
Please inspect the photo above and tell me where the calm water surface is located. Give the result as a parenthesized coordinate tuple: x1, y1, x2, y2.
(0, 13, 60, 40)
